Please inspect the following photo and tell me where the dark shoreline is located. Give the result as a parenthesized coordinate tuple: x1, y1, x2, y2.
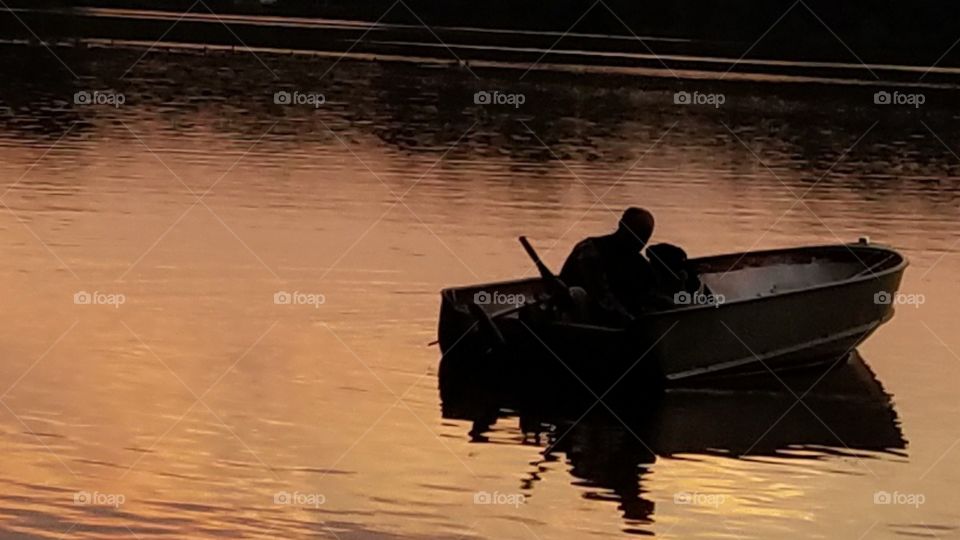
(7, 1, 960, 67)
(3, 3, 960, 85)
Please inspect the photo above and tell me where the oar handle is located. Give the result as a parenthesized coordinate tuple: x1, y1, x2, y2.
(518, 236, 571, 304)
(518, 236, 554, 280)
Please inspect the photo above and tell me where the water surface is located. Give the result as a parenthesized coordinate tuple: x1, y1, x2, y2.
(0, 44, 957, 539)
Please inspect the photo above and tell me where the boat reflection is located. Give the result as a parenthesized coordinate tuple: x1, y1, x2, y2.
(439, 351, 906, 533)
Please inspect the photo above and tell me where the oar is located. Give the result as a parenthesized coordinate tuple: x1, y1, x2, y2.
(518, 236, 570, 303)
(519, 236, 555, 281)
(462, 237, 564, 353)
(431, 238, 568, 349)
(467, 302, 507, 347)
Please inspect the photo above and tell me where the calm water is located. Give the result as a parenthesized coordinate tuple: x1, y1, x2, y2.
(0, 43, 958, 539)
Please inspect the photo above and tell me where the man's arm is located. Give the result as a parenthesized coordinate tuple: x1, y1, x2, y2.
(637, 257, 677, 311)
(575, 245, 635, 322)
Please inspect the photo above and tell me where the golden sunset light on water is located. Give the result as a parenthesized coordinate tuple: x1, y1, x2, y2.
(0, 2, 958, 538)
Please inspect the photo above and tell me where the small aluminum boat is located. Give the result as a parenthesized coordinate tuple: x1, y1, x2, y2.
(438, 239, 907, 382)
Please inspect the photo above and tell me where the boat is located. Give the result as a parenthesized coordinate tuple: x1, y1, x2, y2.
(437, 238, 907, 384)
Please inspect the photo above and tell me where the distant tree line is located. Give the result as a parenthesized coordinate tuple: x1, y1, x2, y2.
(8, 0, 960, 66)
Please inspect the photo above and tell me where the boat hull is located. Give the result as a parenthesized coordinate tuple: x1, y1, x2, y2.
(438, 242, 907, 383)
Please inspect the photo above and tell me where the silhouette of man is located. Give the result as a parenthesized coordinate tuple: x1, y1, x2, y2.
(560, 207, 659, 323)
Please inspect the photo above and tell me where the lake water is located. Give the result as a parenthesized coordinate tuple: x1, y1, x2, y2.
(0, 42, 958, 539)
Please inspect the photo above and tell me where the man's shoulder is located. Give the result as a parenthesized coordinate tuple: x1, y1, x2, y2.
(569, 236, 604, 257)
(561, 236, 604, 278)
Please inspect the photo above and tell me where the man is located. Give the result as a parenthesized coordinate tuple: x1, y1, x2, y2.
(559, 207, 661, 323)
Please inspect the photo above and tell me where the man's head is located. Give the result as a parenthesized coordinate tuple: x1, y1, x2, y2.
(616, 207, 655, 250)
